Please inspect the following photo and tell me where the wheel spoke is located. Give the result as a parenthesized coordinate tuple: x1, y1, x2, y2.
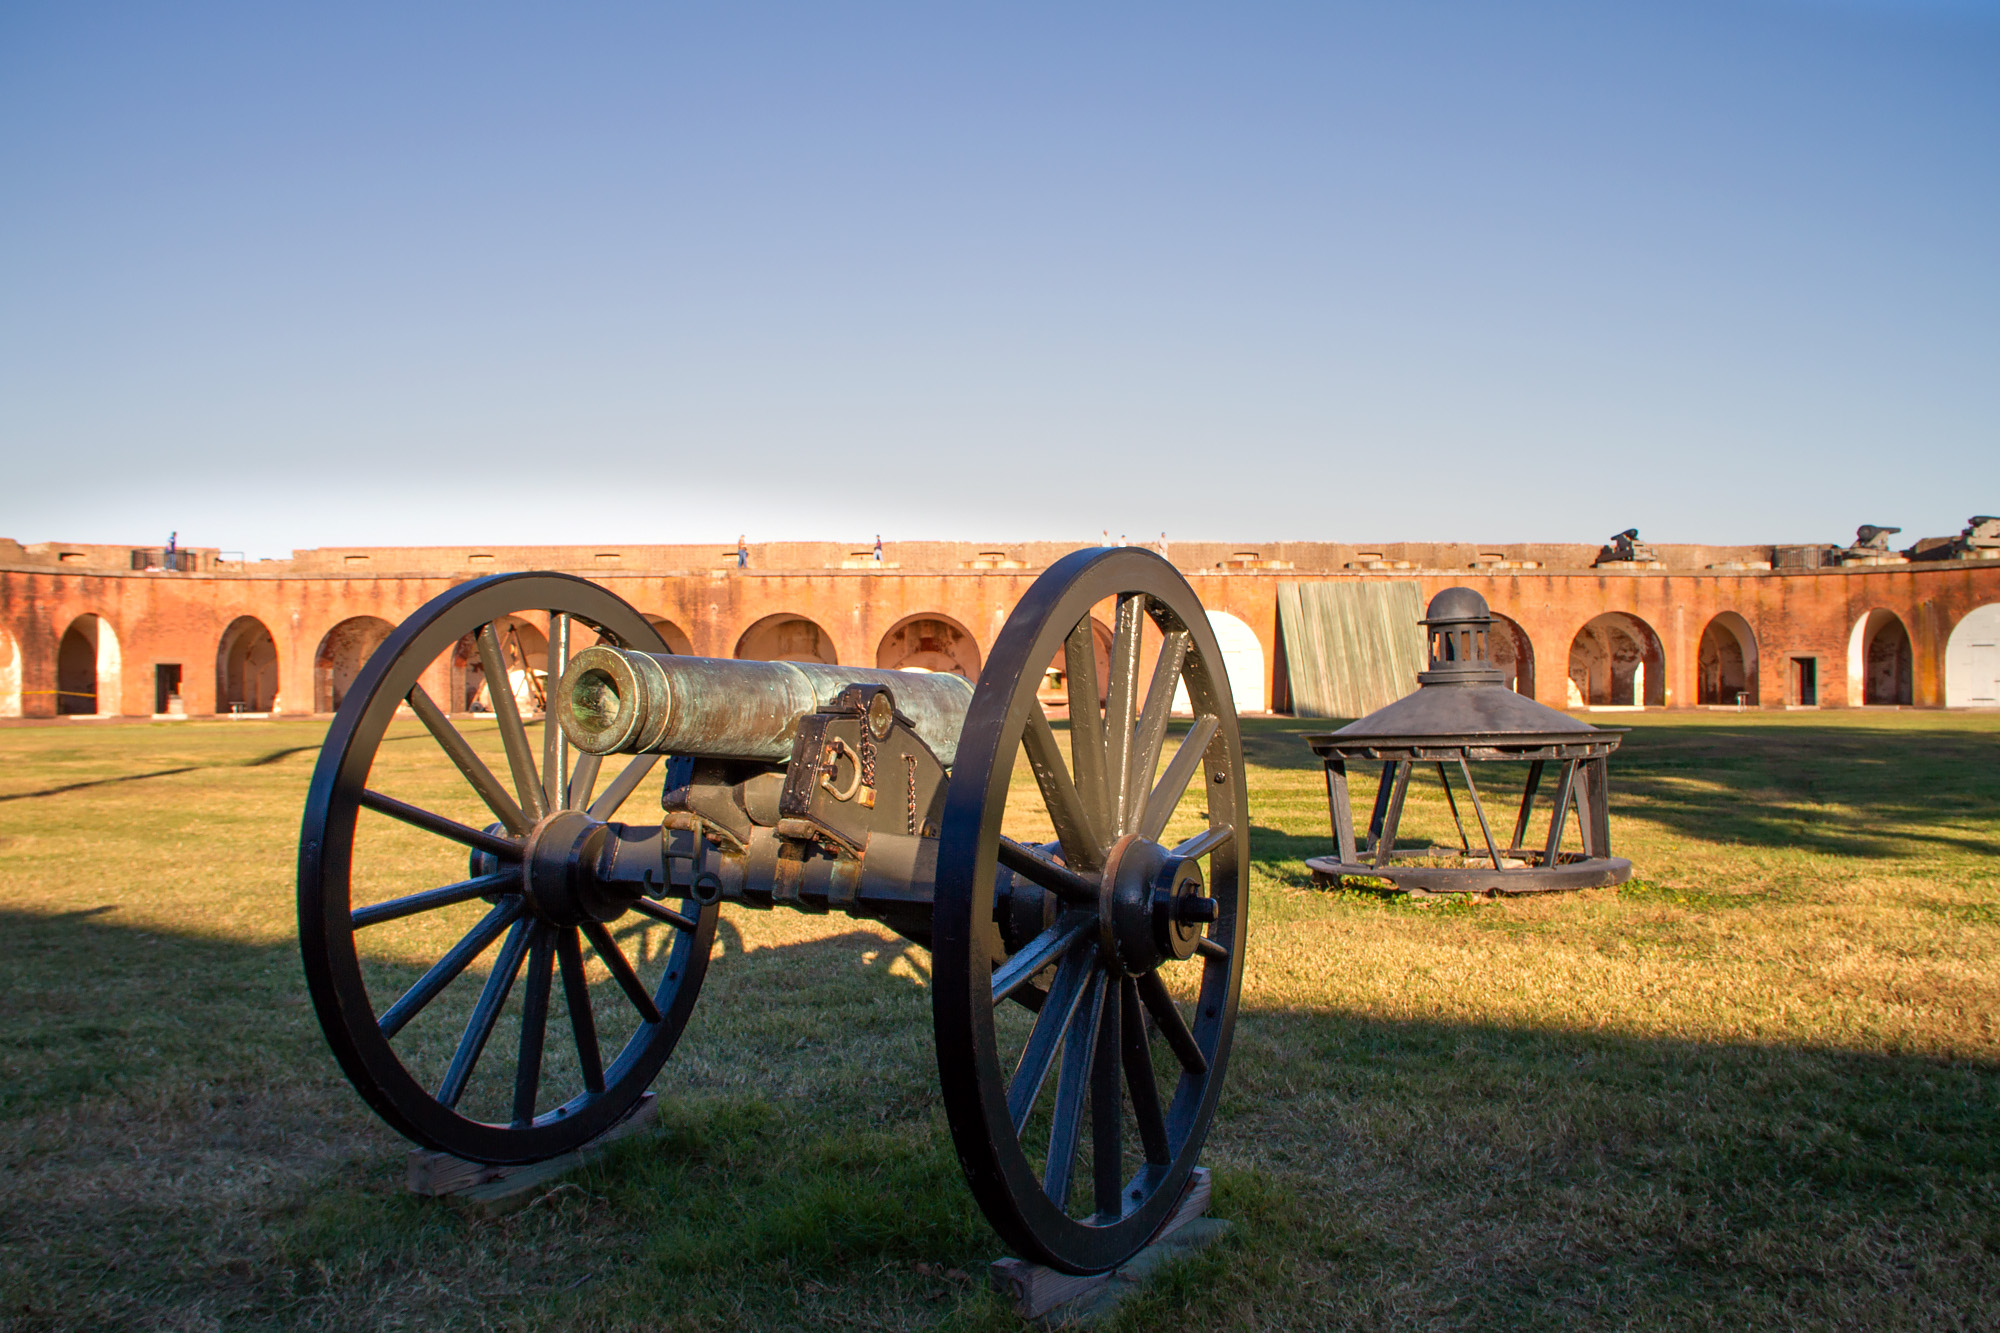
(1063, 617, 1112, 838)
(512, 924, 555, 1126)
(1090, 971, 1124, 1216)
(1135, 969, 1208, 1076)
(541, 614, 569, 813)
(1195, 937, 1229, 961)
(996, 837, 1096, 905)
(556, 927, 604, 1095)
(477, 623, 548, 821)
(581, 919, 663, 1024)
(566, 751, 603, 812)
(1102, 594, 1146, 837)
(1121, 977, 1170, 1165)
(587, 753, 663, 822)
(351, 870, 516, 929)
(1170, 822, 1234, 863)
(1008, 947, 1096, 1133)
(1137, 714, 1219, 844)
(629, 897, 699, 932)
(436, 917, 531, 1109)
(1022, 701, 1104, 872)
(359, 788, 521, 861)
(1128, 629, 1189, 822)
(405, 683, 530, 835)
(378, 900, 522, 1039)
(1044, 969, 1107, 1210)
(991, 908, 1094, 1005)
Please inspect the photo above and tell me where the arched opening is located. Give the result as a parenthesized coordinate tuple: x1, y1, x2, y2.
(1848, 609, 1913, 706)
(1945, 604, 2000, 707)
(313, 617, 394, 714)
(57, 623, 95, 714)
(215, 616, 279, 714)
(451, 616, 552, 713)
(56, 614, 121, 716)
(0, 627, 21, 718)
(736, 614, 836, 664)
(1489, 611, 1535, 697)
(1172, 611, 1266, 714)
(1039, 618, 1114, 710)
(1696, 612, 1758, 706)
(1566, 613, 1665, 707)
(877, 613, 981, 679)
(644, 616, 694, 656)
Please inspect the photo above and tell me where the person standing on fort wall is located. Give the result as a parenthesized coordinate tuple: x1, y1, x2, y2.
(737, 535, 748, 569)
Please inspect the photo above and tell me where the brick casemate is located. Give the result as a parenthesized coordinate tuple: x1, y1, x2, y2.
(2, 538, 1996, 718)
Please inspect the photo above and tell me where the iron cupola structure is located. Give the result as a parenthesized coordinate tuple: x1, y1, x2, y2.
(1302, 587, 1633, 895)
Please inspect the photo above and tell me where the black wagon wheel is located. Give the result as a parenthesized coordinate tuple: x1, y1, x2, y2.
(299, 572, 716, 1164)
(934, 547, 1249, 1275)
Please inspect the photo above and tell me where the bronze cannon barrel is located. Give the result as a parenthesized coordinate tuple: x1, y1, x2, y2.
(555, 646, 975, 764)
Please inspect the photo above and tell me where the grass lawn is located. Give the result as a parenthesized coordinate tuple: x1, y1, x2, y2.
(1, 710, 1996, 1331)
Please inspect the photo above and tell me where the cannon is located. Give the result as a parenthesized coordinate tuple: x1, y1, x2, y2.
(297, 547, 1246, 1274)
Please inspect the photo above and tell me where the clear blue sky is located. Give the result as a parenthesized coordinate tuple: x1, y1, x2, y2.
(2, 1, 1995, 558)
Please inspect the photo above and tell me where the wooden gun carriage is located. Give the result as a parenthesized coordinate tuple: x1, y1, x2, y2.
(298, 547, 1246, 1274)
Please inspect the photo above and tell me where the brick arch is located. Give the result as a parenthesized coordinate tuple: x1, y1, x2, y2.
(1172, 610, 1267, 714)
(1944, 602, 2000, 707)
(1696, 611, 1758, 706)
(1488, 610, 1535, 697)
(0, 623, 20, 718)
(1848, 608, 1912, 706)
(56, 613, 122, 716)
(641, 615, 694, 656)
(1566, 612, 1664, 708)
(876, 612, 981, 679)
(216, 616, 280, 714)
(736, 613, 838, 664)
(313, 616, 394, 713)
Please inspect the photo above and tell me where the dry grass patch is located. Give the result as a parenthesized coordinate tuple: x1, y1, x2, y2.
(0, 711, 1995, 1330)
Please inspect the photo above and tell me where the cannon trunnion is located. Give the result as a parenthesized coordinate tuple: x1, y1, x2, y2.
(297, 548, 1247, 1275)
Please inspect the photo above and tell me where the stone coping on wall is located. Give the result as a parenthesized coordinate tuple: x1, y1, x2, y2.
(10, 558, 2000, 582)
(0, 538, 1809, 577)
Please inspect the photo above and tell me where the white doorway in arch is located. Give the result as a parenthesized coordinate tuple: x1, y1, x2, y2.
(1945, 604, 2000, 707)
(0, 627, 20, 718)
(1173, 611, 1265, 715)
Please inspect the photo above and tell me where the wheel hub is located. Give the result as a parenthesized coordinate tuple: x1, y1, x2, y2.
(521, 809, 633, 926)
(1099, 833, 1217, 975)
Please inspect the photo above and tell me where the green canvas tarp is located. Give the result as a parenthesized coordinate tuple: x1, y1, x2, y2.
(1277, 581, 1427, 719)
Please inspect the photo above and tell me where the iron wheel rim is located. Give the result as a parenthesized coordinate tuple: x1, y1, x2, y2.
(298, 572, 715, 1163)
(933, 547, 1248, 1274)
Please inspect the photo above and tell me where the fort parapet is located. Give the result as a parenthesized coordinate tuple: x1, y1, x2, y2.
(3, 534, 1996, 719)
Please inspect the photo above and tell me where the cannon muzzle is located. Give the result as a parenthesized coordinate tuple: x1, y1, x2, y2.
(556, 647, 974, 765)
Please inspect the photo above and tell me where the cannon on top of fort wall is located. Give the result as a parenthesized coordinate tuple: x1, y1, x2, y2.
(296, 547, 1246, 1276)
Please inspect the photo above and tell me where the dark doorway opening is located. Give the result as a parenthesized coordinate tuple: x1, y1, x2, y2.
(154, 664, 182, 714)
(1790, 657, 1818, 707)
(57, 626, 96, 714)
(1864, 617, 1913, 705)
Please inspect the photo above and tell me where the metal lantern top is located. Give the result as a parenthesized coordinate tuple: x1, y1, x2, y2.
(1301, 588, 1632, 895)
(1331, 587, 1602, 749)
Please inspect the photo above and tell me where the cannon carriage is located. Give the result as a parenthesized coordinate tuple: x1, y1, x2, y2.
(297, 547, 1246, 1275)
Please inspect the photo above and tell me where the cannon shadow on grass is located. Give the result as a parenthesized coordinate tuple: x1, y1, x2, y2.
(2, 906, 1997, 1332)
